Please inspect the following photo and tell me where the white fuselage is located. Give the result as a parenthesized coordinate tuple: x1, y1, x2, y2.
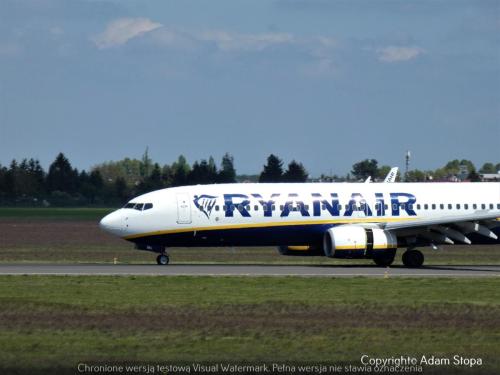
(100, 182, 500, 250)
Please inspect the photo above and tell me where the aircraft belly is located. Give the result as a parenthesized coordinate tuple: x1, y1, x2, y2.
(129, 224, 333, 247)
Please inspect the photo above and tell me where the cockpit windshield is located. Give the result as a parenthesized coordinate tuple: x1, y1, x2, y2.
(123, 202, 153, 211)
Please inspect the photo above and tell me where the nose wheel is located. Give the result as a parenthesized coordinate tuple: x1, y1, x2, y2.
(156, 253, 170, 265)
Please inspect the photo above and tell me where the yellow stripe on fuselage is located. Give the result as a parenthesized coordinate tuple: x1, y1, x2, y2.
(123, 217, 417, 240)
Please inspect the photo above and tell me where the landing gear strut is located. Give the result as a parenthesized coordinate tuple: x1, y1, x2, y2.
(156, 252, 170, 265)
(402, 249, 424, 268)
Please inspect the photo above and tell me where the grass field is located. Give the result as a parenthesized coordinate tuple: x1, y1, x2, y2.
(1, 207, 500, 265)
(0, 207, 113, 220)
(0, 276, 499, 374)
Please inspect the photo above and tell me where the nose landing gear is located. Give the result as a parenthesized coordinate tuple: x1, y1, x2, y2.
(156, 252, 170, 265)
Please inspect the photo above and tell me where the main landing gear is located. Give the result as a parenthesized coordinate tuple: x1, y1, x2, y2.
(156, 252, 170, 265)
(402, 249, 424, 268)
(372, 249, 396, 267)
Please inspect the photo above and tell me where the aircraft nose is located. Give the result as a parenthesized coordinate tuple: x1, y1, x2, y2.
(100, 210, 125, 236)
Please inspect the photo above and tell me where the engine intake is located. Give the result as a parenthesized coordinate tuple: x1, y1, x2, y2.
(323, 226, 397, 258)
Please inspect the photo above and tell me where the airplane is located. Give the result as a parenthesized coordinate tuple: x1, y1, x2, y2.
(364, 167, 398, 183)
(100, 182, 500, 267)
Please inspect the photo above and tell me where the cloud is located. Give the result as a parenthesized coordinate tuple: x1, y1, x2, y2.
(376, 46, 425, 63)
(197, 30, 294, 51)
(93, 18, 162, 49)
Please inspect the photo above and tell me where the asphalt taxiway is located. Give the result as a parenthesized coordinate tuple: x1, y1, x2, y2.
(0, 264, 499, 277)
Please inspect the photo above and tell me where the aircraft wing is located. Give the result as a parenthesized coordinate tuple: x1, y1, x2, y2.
(382, 212, 499, 244)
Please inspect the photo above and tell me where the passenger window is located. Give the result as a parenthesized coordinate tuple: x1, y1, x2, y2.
(432, 204, 436, 210)
(223, 205, 227, 211)
(134, 203, 144, 211)
(473, 204, 477, 209)
(280, 205, 284, 211)
(464, 204, 469, 209)
(384, 204, 388, 210)
(246, 205, 250, 211)
(489, 204, 493, 209)
(254, 205, 259, 211)
(497, 204, 500, 209)
(417, 204, 421, 210)
(144, 203, 153, 210)
(448, 204, 452, 209)
(481, 204, 486, 209)
(408, 204, 413, 210)
(456, 204, 461, 209)
(305, 205, 309, 210)
(272, 205, 276, 211)
(392, 203, 397, 210)
(424, 204, 428, 210)
(262, 204, 267, 211)
(439, 204, 444, 209)
(322, 204, 326, 210)
(215, 205, 219, 211)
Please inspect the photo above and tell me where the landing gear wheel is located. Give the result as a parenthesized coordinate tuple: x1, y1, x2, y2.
(372, 250, 396, 267)
(156, 254, 170, 265)
(402, 249, 424, 268)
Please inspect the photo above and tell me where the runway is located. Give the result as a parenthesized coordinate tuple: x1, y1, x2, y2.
(0, 264, 499, 277)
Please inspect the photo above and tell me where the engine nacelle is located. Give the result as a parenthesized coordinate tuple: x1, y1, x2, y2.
(323, 226, 397, 258)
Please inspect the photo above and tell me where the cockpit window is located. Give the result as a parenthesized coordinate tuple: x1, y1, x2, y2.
(123, 202, 153, 211)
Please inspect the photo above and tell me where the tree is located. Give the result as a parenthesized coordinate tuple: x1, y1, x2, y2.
(351, 159, 378, 181)
(93, 158, 143, 187)
(113, 177, 129, 204)
(188, 159, 218, 185)
(406, 169, 427, 182)
(171, 155, 190, 186)
(46, 153, 79, 194)
(479, 162, 496, 174)
(376, 165, 392, 181)
(139, 147, 152, 179)
(146, 163, 164, 191)
(467, 168, 481, 182)
(259, 154, 284, 182)
(218, 153, 236, 183)
(282, 160, 308, 182)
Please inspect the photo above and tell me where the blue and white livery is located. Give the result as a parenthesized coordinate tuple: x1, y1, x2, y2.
(100, 182, 500, 267)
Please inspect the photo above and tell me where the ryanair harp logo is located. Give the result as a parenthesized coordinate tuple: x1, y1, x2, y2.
(193, 195, 218, 219)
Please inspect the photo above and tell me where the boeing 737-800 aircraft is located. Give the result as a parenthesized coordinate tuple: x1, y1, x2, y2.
(100, 182, 500, 267)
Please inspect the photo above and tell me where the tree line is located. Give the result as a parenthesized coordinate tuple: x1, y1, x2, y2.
(0, 151, 497, 207)
(0, 152, 307, 206)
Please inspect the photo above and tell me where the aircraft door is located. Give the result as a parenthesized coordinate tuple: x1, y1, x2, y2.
(176, 193, 192, 224)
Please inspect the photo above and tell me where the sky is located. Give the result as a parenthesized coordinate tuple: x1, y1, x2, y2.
(0, 0, 499, 177)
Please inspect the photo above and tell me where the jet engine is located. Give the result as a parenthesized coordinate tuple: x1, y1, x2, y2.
(323, 226, 397, 258)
